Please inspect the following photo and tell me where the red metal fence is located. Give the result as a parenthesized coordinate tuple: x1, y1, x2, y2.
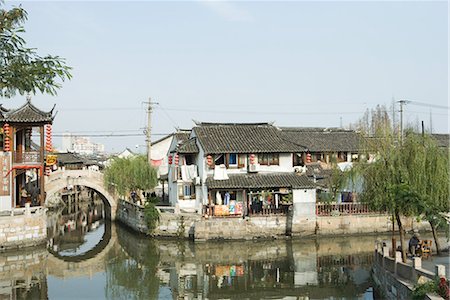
(316, 203, 380, 216)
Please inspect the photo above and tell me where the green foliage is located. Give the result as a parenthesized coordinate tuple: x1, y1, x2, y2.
(143, 202, 160, 232)
(328, 164, 345, 202)
(104, 155, 158, 198)
(281, 193, 293, 204)
(413, 277, 450, 300)
(412, 280, 436, 300)
(0, 4, 72, 98)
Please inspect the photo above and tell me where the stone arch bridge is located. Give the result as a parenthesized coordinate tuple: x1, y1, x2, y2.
(45, 169, 118, 220)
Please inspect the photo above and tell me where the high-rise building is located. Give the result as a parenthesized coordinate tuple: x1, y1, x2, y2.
(60, 134, 105, 155)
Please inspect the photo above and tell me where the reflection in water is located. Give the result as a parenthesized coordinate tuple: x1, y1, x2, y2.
(1, 192, 381, 299)
(47, 195, 105, 257)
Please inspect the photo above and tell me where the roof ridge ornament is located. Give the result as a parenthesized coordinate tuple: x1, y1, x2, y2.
(26, 93, 32, 103)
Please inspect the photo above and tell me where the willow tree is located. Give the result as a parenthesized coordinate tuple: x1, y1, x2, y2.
(1, 3, 72, 98)
(104, 155, 158, 202)
(358, 125, 422, 262)
(401, 133, 449, 254)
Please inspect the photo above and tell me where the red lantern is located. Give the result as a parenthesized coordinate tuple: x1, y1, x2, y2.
(306, 153, 312, 163)
(250, 154, 256, 165)
(174, 154, 179, 165)
(206, 155, 213, 166)
(3, 123, 10, 152)
(45, 124, 53, 152)
(168, 155, 173, 165)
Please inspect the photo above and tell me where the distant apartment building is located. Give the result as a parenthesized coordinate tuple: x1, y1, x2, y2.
(61, 133, 105, 155)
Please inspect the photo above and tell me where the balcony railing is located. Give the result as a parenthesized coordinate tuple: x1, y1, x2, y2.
(249, 204, 290, 216)
(203, 203, 291, 217)
(316, 203, 381, 216)
(14, 151, 41, 164)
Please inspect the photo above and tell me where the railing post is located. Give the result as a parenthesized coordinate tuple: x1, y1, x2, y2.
(436, 265, 446, 278)
(25, 203, 31, 216)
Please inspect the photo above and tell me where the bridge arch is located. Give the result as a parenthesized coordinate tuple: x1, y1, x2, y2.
(47, 221, 119, 279)
(45, 169, 118, 220)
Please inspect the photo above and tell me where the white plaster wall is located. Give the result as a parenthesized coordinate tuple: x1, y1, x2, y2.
(167, 137, 181, 206)
(0, 196, 12, 211)
(293, 189, 316, 219)
(151, 136, 173, 161)
(257, 153, 293, 173)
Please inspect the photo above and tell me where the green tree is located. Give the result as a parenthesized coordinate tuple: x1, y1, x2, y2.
(104, 155, 158, 202)
(401, 133, 449, 254)
(358, 126, 422, 262)
(1, 3, 72, 98)
(357, 121, 449, 261)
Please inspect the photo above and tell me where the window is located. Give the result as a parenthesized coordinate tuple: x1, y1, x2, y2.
(184, 154, 195, 165)
(259, 153, 279, 166)
(238, 154, 246, 168)
(179, 184, 195, 199)
(215, 154, 225, 165)
(228, 153, 237, 165)
(215, 153, 239, 168)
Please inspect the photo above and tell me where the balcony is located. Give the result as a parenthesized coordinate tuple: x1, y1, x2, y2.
(14, 151, 41, 164)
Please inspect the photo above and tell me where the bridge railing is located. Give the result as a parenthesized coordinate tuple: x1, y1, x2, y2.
(0, 205, 45, 218)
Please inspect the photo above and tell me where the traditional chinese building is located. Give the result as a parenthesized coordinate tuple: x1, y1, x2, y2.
(0, 97, 55, 210)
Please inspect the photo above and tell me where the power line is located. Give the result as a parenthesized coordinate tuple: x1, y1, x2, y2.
(405, 100, 449, 110)
(52, 133, 170, 137)
(153, 107, 365, 115)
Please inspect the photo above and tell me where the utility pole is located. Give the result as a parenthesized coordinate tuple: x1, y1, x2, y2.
(144, 98, 159, 165)
(398, 100, 409, 145)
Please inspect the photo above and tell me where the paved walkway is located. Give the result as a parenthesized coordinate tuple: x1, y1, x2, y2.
(421, 253, 450, 280)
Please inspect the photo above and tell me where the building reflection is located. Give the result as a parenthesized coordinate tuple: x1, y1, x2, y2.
(0, 212, 378, 299)
(47, 196, 105, 256)
(147, 237, 375, 300)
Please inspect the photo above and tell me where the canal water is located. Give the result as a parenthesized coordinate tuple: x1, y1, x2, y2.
(1, 195, 391, 299)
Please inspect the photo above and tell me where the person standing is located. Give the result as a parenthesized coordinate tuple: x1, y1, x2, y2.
(20, 187, 28, 207)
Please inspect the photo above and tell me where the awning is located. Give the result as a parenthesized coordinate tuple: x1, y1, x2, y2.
(4, 165, 43, 177)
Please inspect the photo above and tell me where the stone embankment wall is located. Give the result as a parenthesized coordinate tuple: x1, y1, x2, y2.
(372, 245, 446, 300)
(0, 206, 47, 251)
(117, 200, 431, 240)
(316, 215, 430, 236)
(116, 200, 199, 238)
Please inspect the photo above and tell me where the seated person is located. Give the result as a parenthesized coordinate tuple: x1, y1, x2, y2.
(409, 232, 421, 256)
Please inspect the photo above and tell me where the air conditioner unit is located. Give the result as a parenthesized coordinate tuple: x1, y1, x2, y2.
(248, 164, 260, 173)
(194, 177, 201, 185)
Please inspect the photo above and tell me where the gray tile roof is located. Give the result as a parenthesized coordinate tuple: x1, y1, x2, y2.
(178, 138, 199, 154)
(280, 127, 361, 152)
(56, 152, 85, 165)
(0, 100, 54, 123)
(151, 130, 191, 146)
(206, 173, 315, 189)
(431, 134, 449, 148)
(194, 123, 306, 154)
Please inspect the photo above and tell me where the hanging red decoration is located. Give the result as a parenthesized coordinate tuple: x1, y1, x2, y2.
(168, 155, 173, 165)
(306, 153, 312, 163)
(174, 153, 179, 165)
(45, 124, 52, 152)
(249, 154, 256, 165)
(3, 123, 10, 152)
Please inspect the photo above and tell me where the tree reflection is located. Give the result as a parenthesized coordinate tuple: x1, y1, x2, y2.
(106, 225, 160, 299)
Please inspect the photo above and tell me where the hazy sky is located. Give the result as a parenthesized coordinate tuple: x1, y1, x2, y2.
(4, 1, 449, 153)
